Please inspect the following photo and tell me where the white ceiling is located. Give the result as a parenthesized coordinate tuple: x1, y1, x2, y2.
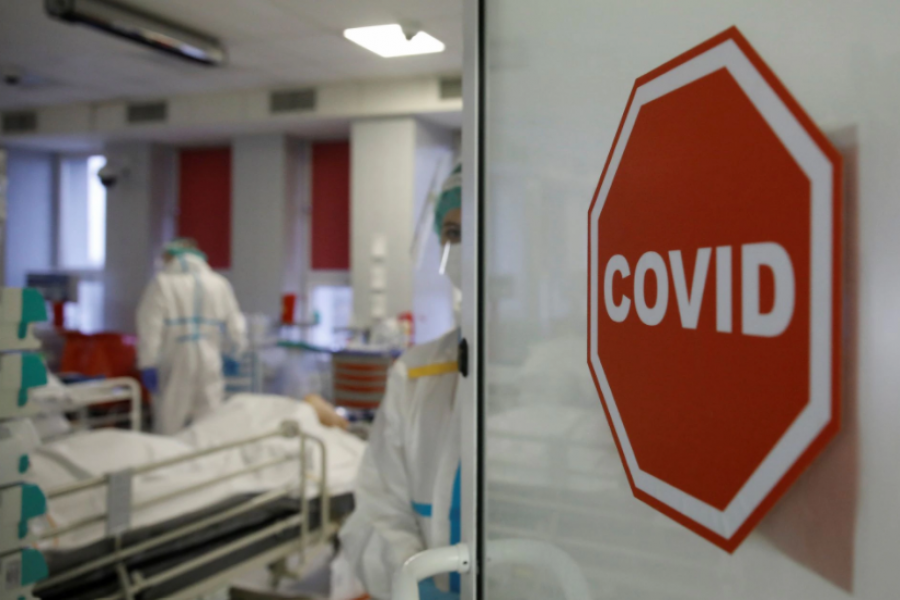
(0, 0, 462, 110)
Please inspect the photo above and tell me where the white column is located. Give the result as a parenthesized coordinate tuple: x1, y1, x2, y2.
(231, 134, 310, 318)
(283, 139, 311, 309)
(231, 134, 287, 316)
(350, 118, 456, 339)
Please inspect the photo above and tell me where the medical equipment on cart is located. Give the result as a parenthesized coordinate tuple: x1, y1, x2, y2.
(0, 288, 46, 353)
(0, 286, 52, 600)
(223, 349, 263, 397)
(224, 314, 284, 398)
(0, 484, 45, 555)
(276, 340, 397, 441)
(0, 419, 40, 488)
(331, 350, 393, 411)
(0, 548, 47, 600)
(25, 273, 79, 331)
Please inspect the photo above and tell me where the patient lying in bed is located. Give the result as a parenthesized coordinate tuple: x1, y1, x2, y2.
(27, 394, 366, 550)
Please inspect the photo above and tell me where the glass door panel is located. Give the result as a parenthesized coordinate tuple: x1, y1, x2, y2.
(477, 1, 900, 599)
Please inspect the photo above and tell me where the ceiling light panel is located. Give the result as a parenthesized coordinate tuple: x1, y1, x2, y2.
(343, 24, 445, 58)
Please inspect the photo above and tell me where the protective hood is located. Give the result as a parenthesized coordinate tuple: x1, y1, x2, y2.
(163, 252, 211, 275)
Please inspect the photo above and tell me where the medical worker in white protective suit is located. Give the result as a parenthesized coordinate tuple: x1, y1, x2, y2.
(137, 239, 247, 434)
(339, 165, 464, 600)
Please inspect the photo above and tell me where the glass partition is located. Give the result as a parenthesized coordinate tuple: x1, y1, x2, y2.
(477, 1, 899, 598)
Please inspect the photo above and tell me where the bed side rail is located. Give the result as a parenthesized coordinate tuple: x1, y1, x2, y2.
(33, 377, 142, 434)
(34, 419, 333, 600)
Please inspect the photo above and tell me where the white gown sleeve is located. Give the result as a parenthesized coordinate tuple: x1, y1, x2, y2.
(222, 281, 247, 356)
(136, 277, 166, 369)
(339, 365, 424, 600)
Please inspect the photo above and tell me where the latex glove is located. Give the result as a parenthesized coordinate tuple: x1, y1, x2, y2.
(222, 356, 242, 376)
(141, 368, 159, 394)
(418, 578, 460, 600)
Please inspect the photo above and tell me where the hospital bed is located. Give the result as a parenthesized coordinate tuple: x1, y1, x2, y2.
(30, 376, 142, 441)
(23, 393, 365, 600)
(1, 375, 144, 499)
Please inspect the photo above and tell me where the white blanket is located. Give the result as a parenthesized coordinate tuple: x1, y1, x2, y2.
(29, 394, 366, 550)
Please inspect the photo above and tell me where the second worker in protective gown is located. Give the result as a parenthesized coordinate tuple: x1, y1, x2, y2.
(339, 165, 464, 600)
(137, 239, 247, 435)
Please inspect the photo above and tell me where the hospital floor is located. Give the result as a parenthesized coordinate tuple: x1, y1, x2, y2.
(229, 544, 332, 600)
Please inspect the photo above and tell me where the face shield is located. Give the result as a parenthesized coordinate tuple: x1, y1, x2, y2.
(410, 161, 463, 324)
(439, 241, 462, 291)
(434, 164, 463, 291)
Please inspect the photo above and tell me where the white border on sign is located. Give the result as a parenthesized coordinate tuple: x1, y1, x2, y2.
(588, 39, 834, 540)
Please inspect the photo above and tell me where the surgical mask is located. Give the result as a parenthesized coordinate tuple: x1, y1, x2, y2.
(440, 243, 462, 292)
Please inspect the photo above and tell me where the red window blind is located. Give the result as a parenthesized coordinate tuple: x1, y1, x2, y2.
(177, 147, 231, 269)
(311, 141, 350, 271)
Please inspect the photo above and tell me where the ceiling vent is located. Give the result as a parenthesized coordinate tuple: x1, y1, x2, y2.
(270, 88, 317, 114)
(439, 76, 462, 100)
(1, 111, 38, 134)
(127, 101, 167, 124)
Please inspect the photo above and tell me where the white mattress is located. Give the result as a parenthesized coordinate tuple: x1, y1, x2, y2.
(28, 394, 366, 550)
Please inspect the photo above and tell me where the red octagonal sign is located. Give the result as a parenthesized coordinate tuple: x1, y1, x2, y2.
(587, 27, 842, 551)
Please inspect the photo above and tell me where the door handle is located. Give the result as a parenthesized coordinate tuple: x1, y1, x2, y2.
(392, 543, 471, 600)
(391, 539, 590, 600)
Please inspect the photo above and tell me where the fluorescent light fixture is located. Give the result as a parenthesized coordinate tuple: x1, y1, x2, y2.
(344, 24, 445, 58)
(45, 0, 225, 66)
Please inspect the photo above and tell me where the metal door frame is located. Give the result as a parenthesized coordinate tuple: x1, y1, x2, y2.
(459, 0, 485, 598)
